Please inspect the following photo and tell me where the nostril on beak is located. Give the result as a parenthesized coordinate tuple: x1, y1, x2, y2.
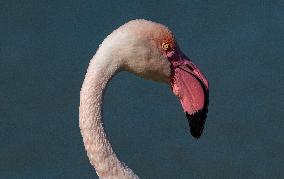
(186, 64, 194, 71)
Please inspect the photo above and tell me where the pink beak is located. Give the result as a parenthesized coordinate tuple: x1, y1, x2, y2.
(169, 51, 209, 138)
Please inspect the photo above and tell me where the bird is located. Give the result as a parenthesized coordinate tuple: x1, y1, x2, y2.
(79, 19, 209, 179)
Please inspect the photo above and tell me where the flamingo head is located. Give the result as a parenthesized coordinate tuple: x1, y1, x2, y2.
(119, 20, 209, 138)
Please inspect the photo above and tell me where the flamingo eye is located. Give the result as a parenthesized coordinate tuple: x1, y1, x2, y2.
(162, 42, 171, 51)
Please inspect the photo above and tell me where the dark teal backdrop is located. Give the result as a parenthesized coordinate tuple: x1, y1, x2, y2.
(1, 0, 283, 178)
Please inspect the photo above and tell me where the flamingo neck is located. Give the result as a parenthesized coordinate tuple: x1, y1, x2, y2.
(79, 53, 138, 179)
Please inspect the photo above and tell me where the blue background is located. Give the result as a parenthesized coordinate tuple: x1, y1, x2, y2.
(1, 0, 283, 178)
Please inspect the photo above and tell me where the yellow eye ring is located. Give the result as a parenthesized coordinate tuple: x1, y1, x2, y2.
(162, 42, 170, 50)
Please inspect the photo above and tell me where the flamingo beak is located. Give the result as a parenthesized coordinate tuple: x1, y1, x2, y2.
(169, 52, 209, 138)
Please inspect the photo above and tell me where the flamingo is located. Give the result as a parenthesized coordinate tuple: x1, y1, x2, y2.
(79, 19, 209, 179)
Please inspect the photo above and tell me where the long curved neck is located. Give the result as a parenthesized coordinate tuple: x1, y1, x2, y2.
(79, 52, 138, 179)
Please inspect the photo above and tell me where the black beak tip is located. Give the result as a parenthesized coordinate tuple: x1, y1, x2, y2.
(186, 111, 207, 139)
(191, 130, 202, 139)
